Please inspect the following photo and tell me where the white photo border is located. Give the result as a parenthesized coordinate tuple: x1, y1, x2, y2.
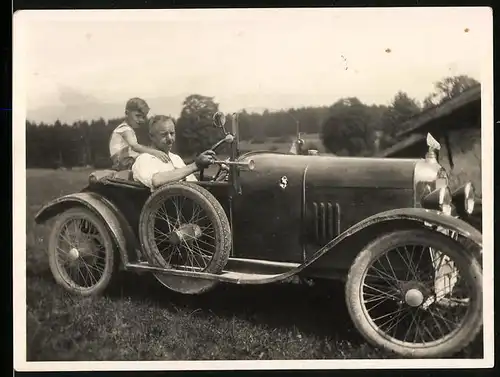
(12, 7, 495, 371)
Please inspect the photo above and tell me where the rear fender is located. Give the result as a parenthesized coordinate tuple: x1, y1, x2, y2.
(34, 192, 140, 266)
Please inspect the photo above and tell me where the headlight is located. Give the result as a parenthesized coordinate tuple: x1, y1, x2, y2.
(414, 161, 449, 207)
(422, 186, 453, 214)
(439, 187, 453, 215)
(452, 182, 476, 215)
(465, 183, 475, 214)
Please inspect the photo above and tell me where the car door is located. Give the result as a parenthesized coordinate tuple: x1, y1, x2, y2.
(231, 153, 306, 263)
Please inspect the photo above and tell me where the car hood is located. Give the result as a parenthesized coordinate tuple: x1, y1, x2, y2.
(237, 151, 419, 189)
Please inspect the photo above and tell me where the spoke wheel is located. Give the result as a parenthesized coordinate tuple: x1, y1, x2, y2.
(139, 182, 231, 295)
(345, 228, 483, 358)
(47, 207, 115, 296)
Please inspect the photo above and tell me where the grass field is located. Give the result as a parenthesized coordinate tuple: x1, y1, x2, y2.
(25, 168, 483, 362)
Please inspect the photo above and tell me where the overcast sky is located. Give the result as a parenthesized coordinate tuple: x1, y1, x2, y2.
(17, 7, 490, 117)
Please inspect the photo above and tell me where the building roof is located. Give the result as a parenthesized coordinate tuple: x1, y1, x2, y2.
(377, 84, 481, 158)
(396, 84, 481, 138)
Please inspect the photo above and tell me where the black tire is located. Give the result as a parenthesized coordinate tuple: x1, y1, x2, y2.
(139, 182, 231, 295)
(345, 228, 483, 358)
(457, 236, 483, 264)
(47, 207, 115, 296)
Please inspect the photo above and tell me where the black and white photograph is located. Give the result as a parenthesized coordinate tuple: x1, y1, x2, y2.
(13, 7, 493, 371)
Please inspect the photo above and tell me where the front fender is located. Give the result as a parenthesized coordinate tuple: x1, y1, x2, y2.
(303, 207, 483, 276)
(35, 192, 140, 265)
(356, 207, 482, 248)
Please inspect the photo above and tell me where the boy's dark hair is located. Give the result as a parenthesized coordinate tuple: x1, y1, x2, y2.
(125, 97, 150, 114)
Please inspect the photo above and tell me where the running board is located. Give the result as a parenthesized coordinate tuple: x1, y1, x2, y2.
(225, 257, 300, 273)
(125, 261, 298, 285)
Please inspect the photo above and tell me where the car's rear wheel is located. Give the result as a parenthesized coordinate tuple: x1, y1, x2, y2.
(138, 182, 231, 295)
(47, 207, 115, 296)
(345, 228, 483, 358)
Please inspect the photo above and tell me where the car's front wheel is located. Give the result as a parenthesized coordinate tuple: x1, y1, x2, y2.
(138, 182, 232, 295)
(345, 228, 483, 358)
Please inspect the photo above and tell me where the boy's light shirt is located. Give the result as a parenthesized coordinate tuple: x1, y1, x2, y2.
(132, 151, 197, 189)
(109, 122, 139, 159)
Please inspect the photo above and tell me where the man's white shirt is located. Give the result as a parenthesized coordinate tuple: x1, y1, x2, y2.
(132, 152, 197, 189)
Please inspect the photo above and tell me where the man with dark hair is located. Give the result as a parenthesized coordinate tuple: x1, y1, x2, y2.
(132, 114, 215, 189)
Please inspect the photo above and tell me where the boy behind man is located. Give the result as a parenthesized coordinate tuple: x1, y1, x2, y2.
(109, 97, 170, 170)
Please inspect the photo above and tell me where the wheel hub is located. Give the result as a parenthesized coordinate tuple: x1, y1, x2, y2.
(68, 247, 80, 261)
(399, 280, 430, 308)
(404, 288, 424, 307)
(168, 223, 203, 245)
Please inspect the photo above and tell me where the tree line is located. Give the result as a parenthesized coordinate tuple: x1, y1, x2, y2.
(26, 74, 479, 169)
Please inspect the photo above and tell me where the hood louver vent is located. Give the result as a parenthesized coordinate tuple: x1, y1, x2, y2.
(312, 202, 340, 244)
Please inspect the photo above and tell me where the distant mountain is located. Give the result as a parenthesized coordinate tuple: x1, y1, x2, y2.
(26, 95, 187, 124)
(26, 91, 332, 124)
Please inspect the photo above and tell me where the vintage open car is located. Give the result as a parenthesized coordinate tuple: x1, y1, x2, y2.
(35, 112, 483, 359)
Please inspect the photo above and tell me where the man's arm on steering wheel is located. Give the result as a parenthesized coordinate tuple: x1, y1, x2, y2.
(133, 150, 215, 189)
